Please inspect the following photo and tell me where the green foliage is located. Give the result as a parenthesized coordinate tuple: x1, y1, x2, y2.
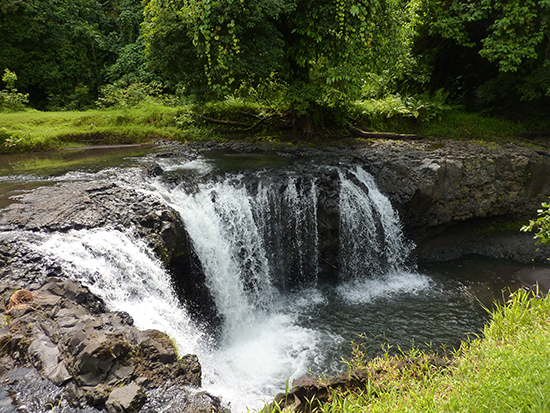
(521, 199, 550, 247)
(142, 0, 423, 128)
(97, 82, 176, 109)
(0, 105, 220, 154)
(0, 69, 29, 112)
(0, 0, 155, 110)
(420, 110, 526, 141)
(349, 90, 452, 133)
(422, 0, 550, 104)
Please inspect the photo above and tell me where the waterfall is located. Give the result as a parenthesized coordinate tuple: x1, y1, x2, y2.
(164, 177, 276, 339)
(24, 161, 428, 412)
(30, 228, 204, 354)
(338, 165, 413, 279)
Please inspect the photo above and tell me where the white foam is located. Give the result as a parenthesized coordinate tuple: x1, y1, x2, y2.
(33, 228, 204, 355)
(337, 271, 431, 304)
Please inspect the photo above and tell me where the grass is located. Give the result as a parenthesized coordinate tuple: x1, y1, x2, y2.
(0, 99, 546, 155)
(268, 288, 550, 413)
(0, 104, 218, 154)
(420, 110, 528, 142)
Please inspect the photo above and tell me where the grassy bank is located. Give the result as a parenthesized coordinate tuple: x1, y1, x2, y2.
(0, 100, 543, 154)
(0, 105, 209, 154)
(267, 288, 550, 413)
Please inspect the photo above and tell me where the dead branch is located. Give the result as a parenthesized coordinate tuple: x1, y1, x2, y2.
(350, 127, 425, 140)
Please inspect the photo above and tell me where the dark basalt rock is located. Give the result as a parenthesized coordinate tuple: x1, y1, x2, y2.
(0, 178, 221, 412)
(0, 278, 207, 412)
(350, 139, 550, 262)
(1, 138, 550, 412)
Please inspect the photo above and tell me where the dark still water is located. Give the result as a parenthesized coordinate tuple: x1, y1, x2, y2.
(290, 256, 524, 376)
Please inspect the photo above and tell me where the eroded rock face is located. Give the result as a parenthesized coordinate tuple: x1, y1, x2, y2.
(186, 139, 550, 263)
(0, 177, 221, 412)
(349, 140, 550, 262)
(0, 278, 206, 412)
(1, 139, 550, 412)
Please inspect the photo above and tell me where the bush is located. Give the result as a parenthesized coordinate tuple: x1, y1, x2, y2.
(0, 69, 29, 112)
(521, 199, 550, 249)
(96, 82, 177, 109)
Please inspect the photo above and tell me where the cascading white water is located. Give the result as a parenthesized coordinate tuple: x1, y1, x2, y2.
(30, 228, 204, 353)
(339, 165, 413, 279)
(154, 174, 324, 411)
(24, 162, 430, 413)
(167, 177, 276, 337)
(254, 174, 319, 286)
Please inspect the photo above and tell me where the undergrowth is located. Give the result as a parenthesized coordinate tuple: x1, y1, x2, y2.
(0, 94, 544, 154)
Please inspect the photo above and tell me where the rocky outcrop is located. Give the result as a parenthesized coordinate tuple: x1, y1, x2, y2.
(0, 179, 221, 413)
(0, 181, 183, 266)
(0, 276, 215, 412)
(350, 140, 550, 263)
(354, 140, 550, 228)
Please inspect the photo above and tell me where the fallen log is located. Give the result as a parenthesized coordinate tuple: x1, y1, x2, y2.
(350, 127, 425, 140)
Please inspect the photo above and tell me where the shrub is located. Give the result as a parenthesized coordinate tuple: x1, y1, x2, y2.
(0, 69, 29, 112)
(96, 82, 176, 109)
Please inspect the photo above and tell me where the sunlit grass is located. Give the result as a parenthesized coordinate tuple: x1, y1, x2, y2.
(0, 99, 544, 154)
(0, 105, 217, 153)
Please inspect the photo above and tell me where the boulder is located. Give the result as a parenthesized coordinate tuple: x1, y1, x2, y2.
(0, 277, 203, 412)
(105, 382, 146, 413)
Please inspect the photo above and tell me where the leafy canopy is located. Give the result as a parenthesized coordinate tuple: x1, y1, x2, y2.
(0, 0, 146, 109)
(142, 0, 420, 121)
(424, 0, 550, 100)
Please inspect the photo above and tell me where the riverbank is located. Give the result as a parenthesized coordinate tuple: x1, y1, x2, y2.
(0, 103, 546, 155)
(267, 288, 550, 413)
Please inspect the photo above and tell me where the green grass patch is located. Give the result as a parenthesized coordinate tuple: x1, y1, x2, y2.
(284, 288, 550, 413)
(0, 105, 220, 154)
(0, 98, 546, 154)
(420, 110, 528, 142)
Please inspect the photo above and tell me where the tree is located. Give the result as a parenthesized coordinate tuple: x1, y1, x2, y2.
(0, 69, 29, 111)
(142, 0, 420, 133)
(0, 0, 150, 109)
(418, 0, 550, 111)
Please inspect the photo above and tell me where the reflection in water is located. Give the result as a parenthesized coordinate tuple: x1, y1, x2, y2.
(0, 144, 153, 177)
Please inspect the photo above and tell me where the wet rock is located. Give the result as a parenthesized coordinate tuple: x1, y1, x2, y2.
(0, 181, 189, 268)
(514, 267, 550, 293)
(133, 330, 201, 388)
(105, 382, 146, 413)
(0, 277, 204, 412)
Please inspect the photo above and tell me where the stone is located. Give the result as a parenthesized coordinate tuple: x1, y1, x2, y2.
(82, 384, 111, 407)
(105, 382, 146, 413)
(27, 333, 60, 378)
(514, 267, 550, 293)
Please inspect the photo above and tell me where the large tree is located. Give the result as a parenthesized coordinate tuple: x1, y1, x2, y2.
(142, 0, 419, 132)
(418, 0, 550, 111)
